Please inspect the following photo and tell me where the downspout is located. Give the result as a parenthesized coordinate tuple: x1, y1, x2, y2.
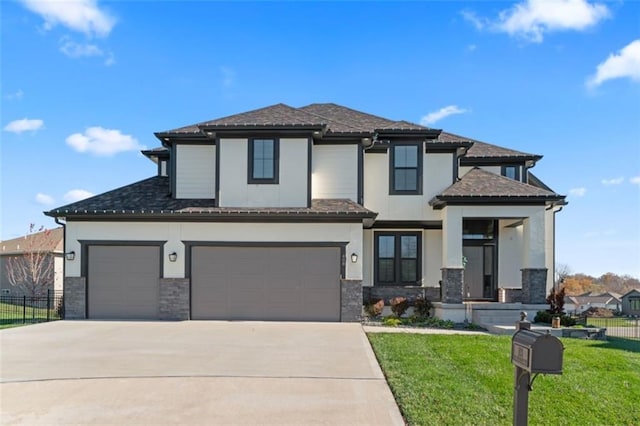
(550, 204, 564, 291)
(54, 217, 66, 318)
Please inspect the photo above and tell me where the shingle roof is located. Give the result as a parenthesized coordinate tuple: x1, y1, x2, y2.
(1, 227, 64, 255)
(161, 103, 432, 136)
(439, 131, 540, 159)
(45, 177, 376, 219)
(430, 168, 564, 207)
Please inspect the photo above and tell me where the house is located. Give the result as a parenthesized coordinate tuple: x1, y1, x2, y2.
(0, 227, 64, 297)
(45, 103, 566, 322)
(621, 289, 640, 316)
(563, 292, 622, 315)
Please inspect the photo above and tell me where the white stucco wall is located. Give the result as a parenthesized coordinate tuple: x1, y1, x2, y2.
(498, 220, 523, 287)
(424, 229, 443, 287)
(175, 145, 216, 199)
(54, 256, 64, 292)
(218, 138, 308, 207)
(363, 229, 373, 286)
(312, 144, 358, 201)
(64, 221, 363, 280)
(363, 152, 453, 221)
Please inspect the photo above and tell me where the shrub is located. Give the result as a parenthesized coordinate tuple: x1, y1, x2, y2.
(382, 316, 402, 327)
(412, 296, 432, 319)
(390, 296, 409, 318)
(534, 310, 576, 327)
(364, 298, 384, 318)
(546, 286, 565, 314)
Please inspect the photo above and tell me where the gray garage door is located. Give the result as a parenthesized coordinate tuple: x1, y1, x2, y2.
(191, 246, 340, 321)
(88, 245, 160, 319)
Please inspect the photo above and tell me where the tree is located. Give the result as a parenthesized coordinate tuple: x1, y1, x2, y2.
(554, 263, 572, 290)
(5, 224, 56, 297)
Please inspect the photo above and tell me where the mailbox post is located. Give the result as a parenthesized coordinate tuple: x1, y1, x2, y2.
(511, 312, 564, 426)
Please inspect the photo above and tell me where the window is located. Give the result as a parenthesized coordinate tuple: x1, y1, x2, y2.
(375, 232, 421, 285)
(630, 297, 640, 311)
(390, 144, 422, 194)
(502, 165, 520, 181)
(463, 219, 495, 240)
(248, 138, 279, 184)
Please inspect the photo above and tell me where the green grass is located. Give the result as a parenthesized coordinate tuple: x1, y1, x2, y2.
(0, 301, 61, 329)
(368, 333, 640, 426)
(587, 317, 639, 327)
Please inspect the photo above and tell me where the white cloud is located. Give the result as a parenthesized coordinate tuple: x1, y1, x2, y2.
(66, 127, 142, 156)
(5, 89, 24, 101)
(64, 189, 95, 203)
(461, 10, 487, 31)
(19, 0, 116, 37)
(467, 44, 477, 52)
(60, 39, 103, 57)
(35, 193, 55, 205)
(586, 39, 640, 88)
(601, 177, 624, 185)
(630, 176, 640, 185)
(3, 118, 44, 134)
(420, 105, 469, 126)
(569, 187, 587, 197)
(464, 0, 609, 43)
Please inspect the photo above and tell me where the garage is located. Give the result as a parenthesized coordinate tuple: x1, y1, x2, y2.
(191, 246, 341, 321)
(87, 245, 160, 319)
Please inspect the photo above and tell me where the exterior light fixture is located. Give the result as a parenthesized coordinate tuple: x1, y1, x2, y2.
(351, 253, 358, 263)
(65, 251, 76, 261)
(168, 252, 178, 262)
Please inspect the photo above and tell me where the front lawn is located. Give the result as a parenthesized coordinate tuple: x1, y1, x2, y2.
(0, 301, 61, 329)
(368, 333, 640, 426)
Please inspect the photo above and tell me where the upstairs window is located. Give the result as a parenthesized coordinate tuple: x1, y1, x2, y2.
(390, 144, 422, 194)
(502, 165, 520, 181)
(375, 232, 421, 285)
(249, 138, 279, 184)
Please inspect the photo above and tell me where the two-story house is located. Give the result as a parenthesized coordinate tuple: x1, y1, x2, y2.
(46, 103, 565, 322)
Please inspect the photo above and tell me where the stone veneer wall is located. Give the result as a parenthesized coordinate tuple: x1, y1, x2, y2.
(498, 288, 523, 303)
(441, 268, 464, 303)
(159, 278, 190, 320)
(341, 280, 362, 322)
(64, 277, 86, 319)
(521, 268, 547, 304)
(363, 286, 441, 303)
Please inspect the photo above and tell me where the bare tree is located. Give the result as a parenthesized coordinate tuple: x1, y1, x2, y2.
(5, 224, 56, 297)
(554, 263, 572, 290)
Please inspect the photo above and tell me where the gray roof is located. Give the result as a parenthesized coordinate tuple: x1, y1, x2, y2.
(430, 167, 564, 207)
(45, 177, 376, 219)
(161, 103, 432, 136)
(439, 131, 541, 160)
(1, 227, 64, 255)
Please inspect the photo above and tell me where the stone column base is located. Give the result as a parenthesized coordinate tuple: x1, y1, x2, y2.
(341, 280, 362, 322)
(64, 277, 86, 319)
(159, 278, 190, 320)
(441, 268, 464, 303)
(521, 268, 548, 304)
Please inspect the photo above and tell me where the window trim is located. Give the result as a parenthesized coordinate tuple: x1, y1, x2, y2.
(501, 165, 521, 182)
(374, 231, 422, 286)
(248, 138, 279, 184)
(389, 143, 423, 195)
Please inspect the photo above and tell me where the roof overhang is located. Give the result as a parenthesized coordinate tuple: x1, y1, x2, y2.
(429, 195, 566, 210)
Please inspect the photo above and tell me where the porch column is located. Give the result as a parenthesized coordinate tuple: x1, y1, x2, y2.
(521, 209, 547, 304)
(441, 207, 464, 303)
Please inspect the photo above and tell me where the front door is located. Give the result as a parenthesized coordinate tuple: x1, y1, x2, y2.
(463, 243, 496, 300)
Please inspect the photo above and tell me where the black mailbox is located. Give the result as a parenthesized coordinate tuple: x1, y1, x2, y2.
(511, 330, 564, 374)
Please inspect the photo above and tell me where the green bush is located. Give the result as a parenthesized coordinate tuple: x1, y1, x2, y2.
(390, 296, 409, 318)
(412, 296, 433, 319)
(382, 316, 402, 327)
(534, 310, 576, 327)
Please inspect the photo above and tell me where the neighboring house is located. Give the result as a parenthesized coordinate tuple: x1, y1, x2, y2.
(45, 103, 565, 322)
(0, 227, 64, 297)
(621, 289, 640, 316)
(563, 293, 622, 315)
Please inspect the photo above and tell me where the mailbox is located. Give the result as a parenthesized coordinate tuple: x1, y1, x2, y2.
(511, 330, 564, 374)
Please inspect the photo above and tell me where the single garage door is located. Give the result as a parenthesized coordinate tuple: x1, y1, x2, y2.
(191, 246, 341, 321)
(88, 245, 160, 319)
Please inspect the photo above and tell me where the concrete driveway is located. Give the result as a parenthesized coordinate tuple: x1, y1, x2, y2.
(0, 321, 404, 425)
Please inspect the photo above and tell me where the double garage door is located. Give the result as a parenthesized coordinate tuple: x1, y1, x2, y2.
(87, 245, 341, 321)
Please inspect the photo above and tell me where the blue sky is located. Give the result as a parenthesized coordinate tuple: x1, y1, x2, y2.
(1, 0, 639, 278)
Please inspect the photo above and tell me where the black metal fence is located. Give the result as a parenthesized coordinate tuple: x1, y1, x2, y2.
(585, 317, 640, 341)
(0, 290, 64, 327)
